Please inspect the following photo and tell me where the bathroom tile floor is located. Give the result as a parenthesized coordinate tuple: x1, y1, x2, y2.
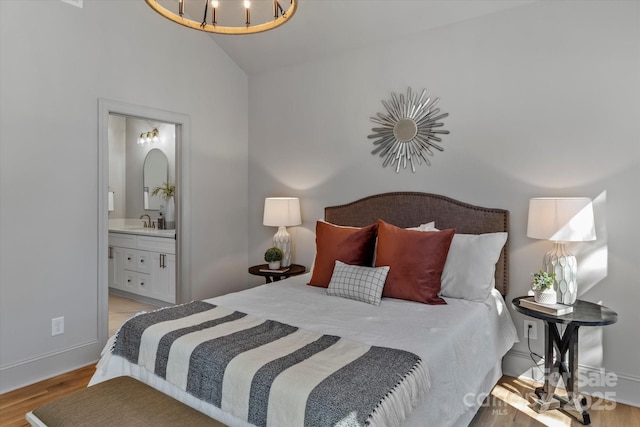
(108, 293, 159, 336)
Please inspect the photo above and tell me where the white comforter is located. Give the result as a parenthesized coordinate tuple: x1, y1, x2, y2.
(91, 273, 518, 427)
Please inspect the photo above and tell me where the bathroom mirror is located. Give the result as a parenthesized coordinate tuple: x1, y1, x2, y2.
(143, 148, 168, 210)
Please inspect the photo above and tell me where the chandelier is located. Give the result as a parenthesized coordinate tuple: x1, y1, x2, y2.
(145, 0, 298, 35)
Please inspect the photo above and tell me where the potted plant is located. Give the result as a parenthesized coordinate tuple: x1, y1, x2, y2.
(531, 270, 556, 304)
(151, 182, 175, 199)
(151, 182, 176, 229)
(264, 247, 283, 270)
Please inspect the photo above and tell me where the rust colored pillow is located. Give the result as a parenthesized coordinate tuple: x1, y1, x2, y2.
(375, 219, 455, 305)
(308, 221, 378, 288)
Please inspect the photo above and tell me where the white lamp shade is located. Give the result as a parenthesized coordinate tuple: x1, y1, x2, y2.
(263, 197, 302, 227)
(527, 197, 596, 242)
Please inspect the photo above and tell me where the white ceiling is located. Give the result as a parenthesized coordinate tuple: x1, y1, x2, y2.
(201, 0, 536, 75)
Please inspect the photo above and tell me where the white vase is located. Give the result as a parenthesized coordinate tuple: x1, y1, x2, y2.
(273, 226, 292, 267)
(268, 261, 281, 270)
(534, 288, 557, 304)
(165, 196, 175, 229)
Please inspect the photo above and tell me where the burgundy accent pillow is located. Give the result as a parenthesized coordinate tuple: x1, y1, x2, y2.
(308, 221, 378, 288)
(375, 219, 455, 305)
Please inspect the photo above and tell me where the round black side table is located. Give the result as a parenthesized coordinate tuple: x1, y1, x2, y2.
(248, 263, 306, 284)
(512, 297, 617, 425)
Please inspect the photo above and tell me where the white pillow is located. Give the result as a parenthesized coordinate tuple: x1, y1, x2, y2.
(406, 221, 435, 231)
(327, 261, 390, 306)
(441, 232, 507, 301)
(415, 223, 507, 301)
(413, 222, 438, 231)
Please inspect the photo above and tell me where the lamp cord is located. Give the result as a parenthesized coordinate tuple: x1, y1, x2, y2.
(527, 327, 545, 382)
(527, 323, 567, 383)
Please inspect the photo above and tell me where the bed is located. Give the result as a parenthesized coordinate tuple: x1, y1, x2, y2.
(89, 192, 518, 427)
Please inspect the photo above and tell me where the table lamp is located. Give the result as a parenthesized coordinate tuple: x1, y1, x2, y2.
(527, 197, 596, 305)
(263, 197, 301, 268)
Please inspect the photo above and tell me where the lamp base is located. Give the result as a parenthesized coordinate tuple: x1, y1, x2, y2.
(273, 226, 292, 267)
(544, 242, 577, 305)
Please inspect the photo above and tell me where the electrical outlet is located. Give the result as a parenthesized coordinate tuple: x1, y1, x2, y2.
(52, 317, 64, 336)
(524, 320, 537, 340)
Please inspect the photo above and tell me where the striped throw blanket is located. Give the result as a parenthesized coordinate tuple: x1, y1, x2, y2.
(112, 301, 429, 427)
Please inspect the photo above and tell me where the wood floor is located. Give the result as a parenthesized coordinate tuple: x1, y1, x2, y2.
(2, 295, 638, 426)
(468, 376, 640, 427)
(0, 364, 96, 427)
(3, 368, 638, 427)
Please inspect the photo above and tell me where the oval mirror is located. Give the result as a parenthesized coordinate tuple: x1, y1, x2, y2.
(143, 148, 168, 211)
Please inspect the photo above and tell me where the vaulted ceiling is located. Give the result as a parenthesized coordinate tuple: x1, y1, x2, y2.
(202, 0, 536, 75)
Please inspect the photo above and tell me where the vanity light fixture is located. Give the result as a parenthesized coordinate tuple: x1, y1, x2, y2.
(138, 128, 160, 145)
(145, 0, 297, 35)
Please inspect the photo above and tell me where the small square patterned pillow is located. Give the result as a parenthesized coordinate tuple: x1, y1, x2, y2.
(327, 261, 390, 306)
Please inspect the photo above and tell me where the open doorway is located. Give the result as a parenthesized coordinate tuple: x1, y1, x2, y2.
(97, 99, 191, 347)
(107, 115, 176, 332)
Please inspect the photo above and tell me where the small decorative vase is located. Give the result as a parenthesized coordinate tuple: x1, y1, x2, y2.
(268, 261, 281, 270)
(164, 196, 175, 229)
(534, 288, 557, 304)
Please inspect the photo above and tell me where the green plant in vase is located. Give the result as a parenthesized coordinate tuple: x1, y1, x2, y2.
(531, 270, 556, 304)
(264, 247, 283, 270)
(151, 182, 175, 200)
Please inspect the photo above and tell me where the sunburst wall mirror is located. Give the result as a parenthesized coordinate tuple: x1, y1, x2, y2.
(369, 87, 450, 173)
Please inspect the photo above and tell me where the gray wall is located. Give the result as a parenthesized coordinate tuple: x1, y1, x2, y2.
(0, 0, 249, 392)
(247, 1, 640, 405)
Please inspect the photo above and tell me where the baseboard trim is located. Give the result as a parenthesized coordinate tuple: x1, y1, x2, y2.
(109, 288, 170, 308)
(503, 349, 640, 408)
(0, 340, 101, 394)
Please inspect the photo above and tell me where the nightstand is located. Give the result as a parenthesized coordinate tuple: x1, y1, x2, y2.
(248, 264, 306, 284)
(512, 297, 617, 425)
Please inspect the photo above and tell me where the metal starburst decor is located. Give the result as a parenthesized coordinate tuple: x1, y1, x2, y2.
(369, 87, 450, 173)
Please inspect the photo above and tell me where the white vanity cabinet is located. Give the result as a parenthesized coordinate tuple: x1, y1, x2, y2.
(108, 232, 176, 304)
(150, 251, 176, 303)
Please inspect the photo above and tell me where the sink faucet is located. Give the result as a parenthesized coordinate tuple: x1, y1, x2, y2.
(140, 214, 152, 228)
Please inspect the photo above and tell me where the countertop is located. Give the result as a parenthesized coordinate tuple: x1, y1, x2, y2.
(108, 219, 175, 239)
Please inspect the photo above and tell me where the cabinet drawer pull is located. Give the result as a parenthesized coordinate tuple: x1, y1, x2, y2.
(127, 257, 132, 261)
(108, 247, 114, 259)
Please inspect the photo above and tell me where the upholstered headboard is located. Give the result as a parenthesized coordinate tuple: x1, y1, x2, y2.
(324, 192, 510, 295)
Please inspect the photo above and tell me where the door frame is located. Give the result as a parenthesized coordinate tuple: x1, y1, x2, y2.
(97, 99, 191, 347)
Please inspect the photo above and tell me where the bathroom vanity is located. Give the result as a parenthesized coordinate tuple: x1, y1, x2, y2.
(108, 225, 176, 304)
